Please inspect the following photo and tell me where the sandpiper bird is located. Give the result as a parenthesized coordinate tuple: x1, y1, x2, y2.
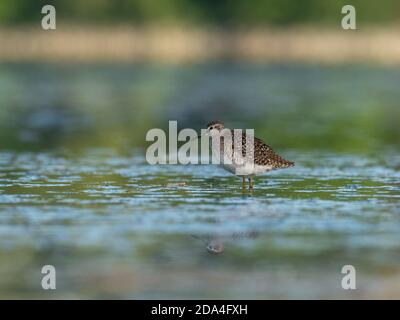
(202, 121, 294, 189)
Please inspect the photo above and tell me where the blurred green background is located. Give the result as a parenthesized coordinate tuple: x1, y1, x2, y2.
(0, 1, 399, 152)
(0, 0, 399, 26)
(0, 0, 400, 299)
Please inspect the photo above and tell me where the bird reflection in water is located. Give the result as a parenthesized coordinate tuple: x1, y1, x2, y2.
(191, 235, 224, 254)
(191, 231, 258, 255)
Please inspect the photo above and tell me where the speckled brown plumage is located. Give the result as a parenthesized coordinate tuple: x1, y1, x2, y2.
(210, 124, 294, 170)
(234, 131, 294, 169)
(205, 121, 293, 189)
(254, 137, 294, 168)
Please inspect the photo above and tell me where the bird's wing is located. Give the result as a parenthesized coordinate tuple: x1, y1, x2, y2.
(238, 132, 294, 168)
(253, 137, 294, 168)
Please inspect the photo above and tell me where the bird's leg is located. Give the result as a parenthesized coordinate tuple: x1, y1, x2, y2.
(248, 177, 254, 189)
(242, 176, 246, 189)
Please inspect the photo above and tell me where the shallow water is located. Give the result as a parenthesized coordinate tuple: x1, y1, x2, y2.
(0, 63, 399, 298)
(0, 149, 399, 298)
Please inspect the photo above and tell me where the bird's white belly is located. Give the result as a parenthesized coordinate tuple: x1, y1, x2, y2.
(211, 141, 272, 176)
(220, 163, 272, 176)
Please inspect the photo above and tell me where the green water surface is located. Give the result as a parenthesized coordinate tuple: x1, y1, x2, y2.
(0, 63, 399, 298)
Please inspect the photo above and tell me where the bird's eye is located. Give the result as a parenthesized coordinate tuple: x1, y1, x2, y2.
(210, 126, 214, 130)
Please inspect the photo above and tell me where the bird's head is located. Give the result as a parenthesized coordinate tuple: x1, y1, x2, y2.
(206, 120, 225, 136)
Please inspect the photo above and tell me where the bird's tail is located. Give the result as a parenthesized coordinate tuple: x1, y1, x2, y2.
(275, 157, 295, 169)
(284, 159, 295, 168)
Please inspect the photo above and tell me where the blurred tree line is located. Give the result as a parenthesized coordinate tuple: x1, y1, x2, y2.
(0, 0, 399, 26)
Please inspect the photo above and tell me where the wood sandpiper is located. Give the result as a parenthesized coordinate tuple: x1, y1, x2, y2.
(202, 120, 294, 189)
